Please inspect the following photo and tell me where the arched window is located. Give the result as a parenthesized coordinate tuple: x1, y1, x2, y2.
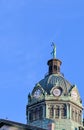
(49, 66, 52, 73)
(75, 110, 78, 122)
(39, 106, 43, 119)
(78, 110, 82, 124)
(35, 108, 39, 120)
(61, 104, 67, 119)
(29, 112, 32, 121)
(33, 109, 36, 120)
(49, 106, 54, 118)
(72, 108, 75, 120)
(29, 110, 33, 122)
(55, 106, 60, 118)
(29, 107, 43, 121)
(54, 65, 57, 71)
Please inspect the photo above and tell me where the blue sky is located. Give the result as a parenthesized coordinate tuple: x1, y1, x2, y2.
(0, 0, 84, 123)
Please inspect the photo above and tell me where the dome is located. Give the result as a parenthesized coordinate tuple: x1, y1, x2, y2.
(38, 74, 72, 94)
(35, 55, 72, 95)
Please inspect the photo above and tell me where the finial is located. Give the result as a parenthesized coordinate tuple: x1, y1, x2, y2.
(51, 42, 56, 59)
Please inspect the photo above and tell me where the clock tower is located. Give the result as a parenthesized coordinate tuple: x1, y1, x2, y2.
(26, 44, 84, 130)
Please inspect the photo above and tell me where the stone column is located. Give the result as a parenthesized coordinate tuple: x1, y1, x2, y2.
(67, 103, 70, 119)
(46, 104, 49, 118)
(69, 104, 72, 119)
(43, 105, 45, 118)
(59, 105, 61, 119)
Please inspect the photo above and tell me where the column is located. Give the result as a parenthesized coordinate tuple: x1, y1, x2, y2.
(43, 105, 45, 118)
(67, 103, 70, 119)
(69, 104, 72, 119)
(46, 104, 49, 118)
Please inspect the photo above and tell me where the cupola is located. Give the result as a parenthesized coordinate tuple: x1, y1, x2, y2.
(47, 43, 62, 75)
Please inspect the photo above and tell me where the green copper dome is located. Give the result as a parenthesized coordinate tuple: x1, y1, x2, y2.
(36, 52, 72, 95)
(38, 73, 71, 95)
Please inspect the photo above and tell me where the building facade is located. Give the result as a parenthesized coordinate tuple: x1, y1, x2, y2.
(0, 44, 84, 130)
(26, 44, 84, 130)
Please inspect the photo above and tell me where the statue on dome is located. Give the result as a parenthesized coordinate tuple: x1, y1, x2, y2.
(51, 42, 56, 59)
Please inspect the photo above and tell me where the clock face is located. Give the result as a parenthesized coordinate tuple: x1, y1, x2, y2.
(53, 88, 61, 96)
(33, 89, 42, 98)
(71, 91, 78, 100)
